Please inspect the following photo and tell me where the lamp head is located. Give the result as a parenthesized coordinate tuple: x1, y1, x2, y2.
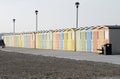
(35, 10, 38, 14)
(13, 19, 15, 22)
(75, 2, 80, 8)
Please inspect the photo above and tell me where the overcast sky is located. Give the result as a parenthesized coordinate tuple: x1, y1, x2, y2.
(0, 0, 120, 33)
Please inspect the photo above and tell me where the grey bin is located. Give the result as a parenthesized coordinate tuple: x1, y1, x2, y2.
(103, 44, 112, 55)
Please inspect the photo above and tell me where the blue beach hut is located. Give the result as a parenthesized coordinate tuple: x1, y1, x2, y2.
(86, 27, 92, 52)
(41, 31, 44, 49)
(24, 33, 29, 48)
(59, 29, 64, 50)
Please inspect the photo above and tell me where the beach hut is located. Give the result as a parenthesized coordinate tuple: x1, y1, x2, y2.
(21, 33, 25, 48)
(52, 30, 60, 50)
(75, 28, 83, 51)
(59, 29, 64, 50)
(28, 32, 35, 48)
(8, 34, 12, 47)
(52, 30, 54, 50)
(28, 32, 36, 48)
(12, 34, 16, 47)
(13, 34, 16, 47)
(45, 31, 48, 49)
(17, 34, 19, 47)
(41, 31, 48, 49)
(28, 33, 31, 48)
(8, 35, 11, 47)
(56, 30, 60, 50)
(9, 35, 13, 47)
(16, 34, 19, 47)
(63, 29, 69, 50)
(24, 33, 29, 48)
(15, 34, 19, 47)
(18, 33, 22, 48)
(23, 33, 26, 48)
(46, 30, 52, 49)
(11, 34, 15, 47)
(39, 31, 42, 49)
(86, 27, 92, 52)
(92, 26, 100, 53)
(36, 32, 41, 49)
(97, 27, 106, 52)
(43, 31, 47, 49)
(9, 34, 13, 47)
(40, 31, 45, 49)
(52, 30, 56, 50)
(80, 28, 87, 51)
(67, 28, 76, 51)
(32, 32, 35, 48)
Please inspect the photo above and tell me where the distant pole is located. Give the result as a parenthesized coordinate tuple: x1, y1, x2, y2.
(35, 10, 38, 32)
(35, 10, 38, 49)
(75, 2, 80, 28)
(13, 19, 16, 34)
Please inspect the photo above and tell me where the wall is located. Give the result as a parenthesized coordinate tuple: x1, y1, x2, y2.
(109, 29, 120, 54)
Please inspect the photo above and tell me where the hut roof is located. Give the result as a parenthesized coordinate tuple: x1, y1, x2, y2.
(104, 25, 120, 29)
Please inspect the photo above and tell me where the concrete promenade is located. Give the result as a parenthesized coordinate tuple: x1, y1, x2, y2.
(0, 47, 120, 65)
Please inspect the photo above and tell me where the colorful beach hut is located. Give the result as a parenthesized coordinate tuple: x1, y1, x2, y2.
(46, 30, 52, 49)
(24, 33, 29, 48)
(21, 33, 25, 48)
(12, 34, 16, 47)
(52, 30, 60, 50)
(63, 29, 69, 50)
(59, 29, 64, 50)
(67, 28, 76, 51)
(40, 31, 45, 49)
(18, 33, 22, 48)
(28, 32, 35, 48)
(80, 28, 87, 51)
(92, 26, 100, 53)
(52, 30, 56, 50)
(10, 35, 13, 47)
(15, 34, 19, 47)
(36, 32, 41, 49)
(75, 28, 83, 51)
(43, 31, 47, 49)
(86, 27, 92, 52)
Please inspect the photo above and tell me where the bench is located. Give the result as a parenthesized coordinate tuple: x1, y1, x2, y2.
(97, 48, 104, 54)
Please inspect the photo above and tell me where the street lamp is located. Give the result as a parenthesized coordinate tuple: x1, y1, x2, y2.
(13, 19, 16, 34)
(35, 10, 38, 49)
(75, 2, 80, 28)
(35, 10, 38, 32)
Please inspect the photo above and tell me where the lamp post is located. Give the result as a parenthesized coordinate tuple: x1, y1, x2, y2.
(75, 2, 80, 28)
(13, 19, 16, 34)
(35, 10, 38, 49)
(35, 10, 38, 32)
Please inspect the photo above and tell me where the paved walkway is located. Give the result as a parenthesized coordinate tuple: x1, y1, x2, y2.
(0, 47, 120, 65)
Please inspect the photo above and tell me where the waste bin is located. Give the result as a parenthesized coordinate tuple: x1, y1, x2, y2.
(0, 40, 5, 48)
(103, 43, 112, 55)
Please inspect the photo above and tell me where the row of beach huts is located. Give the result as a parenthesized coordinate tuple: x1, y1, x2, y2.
(3, 25, 120, 54)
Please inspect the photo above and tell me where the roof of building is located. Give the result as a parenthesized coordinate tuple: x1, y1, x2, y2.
(103, 25, 120, 29)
